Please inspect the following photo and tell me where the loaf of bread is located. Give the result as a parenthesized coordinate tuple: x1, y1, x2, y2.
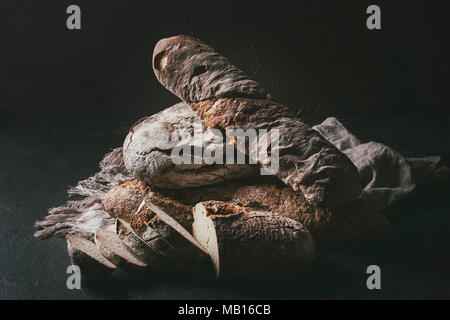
(192, 201, 316, 278)
(152, 35, 362, 208)
(123, 102, 256, 189)
(230, 183, 393, 249)
(102, 178, 392, 250)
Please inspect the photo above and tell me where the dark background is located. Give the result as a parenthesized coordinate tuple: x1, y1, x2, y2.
(1, 0, 449, 125)
(1, 0, 450, 299)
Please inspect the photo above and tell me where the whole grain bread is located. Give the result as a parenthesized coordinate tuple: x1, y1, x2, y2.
(152, 35, 362, 208)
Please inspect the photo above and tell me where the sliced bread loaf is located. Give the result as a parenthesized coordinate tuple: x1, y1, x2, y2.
(115, 218, 164, 270)
(131, 202, 180, 268)
(103, 178, 392, 251)
(144, 201, 208, 266)
(94, 229, 148, 269)
(66, 234, 116, 278)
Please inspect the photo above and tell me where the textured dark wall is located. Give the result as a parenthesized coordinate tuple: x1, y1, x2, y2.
(1, 0, 449, 125)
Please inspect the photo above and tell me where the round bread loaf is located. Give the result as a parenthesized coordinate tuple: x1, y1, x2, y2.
(123, 102, 256, 189)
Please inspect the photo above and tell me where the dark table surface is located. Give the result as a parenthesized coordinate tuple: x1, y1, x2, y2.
(1, 118, 450, 299)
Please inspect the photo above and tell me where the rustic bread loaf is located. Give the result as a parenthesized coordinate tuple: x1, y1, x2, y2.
(123, 102, 256, 189)
(66, 234, 116, 278)
(230, 183, 393, 249)
(192, 201, 316, 278)
(102, 178, 391, 250)
(152, 35, 362, 208)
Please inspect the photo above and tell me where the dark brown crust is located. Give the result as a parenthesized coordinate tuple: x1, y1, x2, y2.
(201, 201, 243, 217)
(191, 98, 293, 130)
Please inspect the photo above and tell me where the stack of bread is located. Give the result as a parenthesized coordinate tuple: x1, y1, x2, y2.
(64, 36, 392, 279)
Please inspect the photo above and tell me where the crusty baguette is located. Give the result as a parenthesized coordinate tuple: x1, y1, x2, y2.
(94, 229, 148, 269)
(115, 218, 164, 270)
(103, 178, 392, 250)
(192, 201, 316, 278)
(123, 102, 256, 189)
(66, 234, 116, 278)
(152, 35, 362, 208)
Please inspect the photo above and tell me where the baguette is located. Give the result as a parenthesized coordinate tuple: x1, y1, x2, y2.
(152, 35, 362, 208)
(192, 201, 316, 278)
(66, 234, 116, 278)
